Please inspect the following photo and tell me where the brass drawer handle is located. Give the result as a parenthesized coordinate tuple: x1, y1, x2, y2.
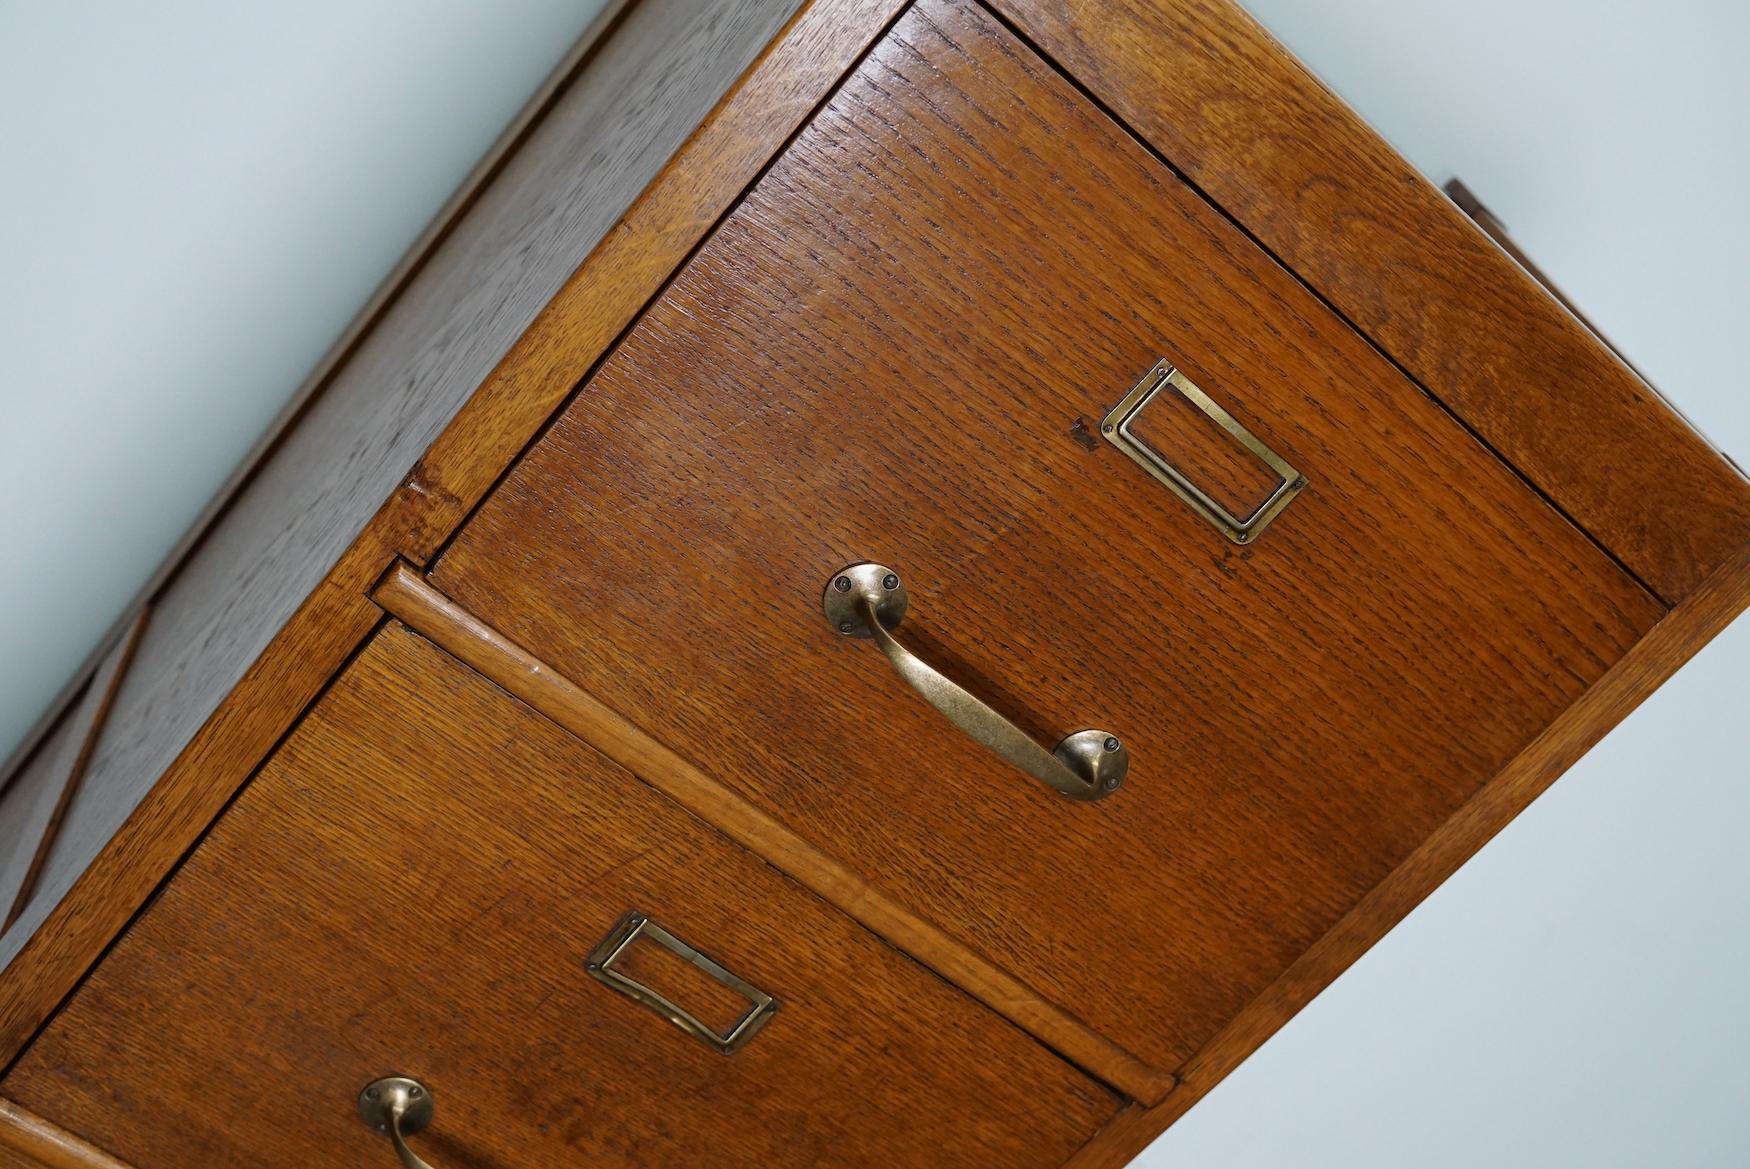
(822, 563, 1128, 801)
(357, 1077, 440, 1169)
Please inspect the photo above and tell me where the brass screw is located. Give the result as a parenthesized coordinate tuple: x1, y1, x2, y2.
(408, 1085, 423, 1098)
(839, 620, 854, 634)
(882, 573, 900, 590)
(1103, 774, 1122, 790)
(366, 1087, 380, 1101)
(1104, 737, 1120, 752)
(833, 576, 852, 592)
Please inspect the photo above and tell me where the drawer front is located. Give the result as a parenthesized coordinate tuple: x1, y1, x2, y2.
(0, 625, 1116, 1168)
(429, 0, 1662, 1072)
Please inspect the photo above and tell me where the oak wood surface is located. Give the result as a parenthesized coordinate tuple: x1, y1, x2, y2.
(1442, 178, 1649, 383)
(1061, 539, 1750, 1167)
(372, 562, 1173, 1103)
(1059, 1106, 1154, 1169)
(396, 0, 912, 553)
(0, 0, 807, 974)
(433, 0, 1662, 1074)
(3, 614, 147, 934)
(0, 1100, 133, 1169)
(1, 625, 1118, 1169)
(985, 0, 1750, 604)
(0, 0, 851, 1063)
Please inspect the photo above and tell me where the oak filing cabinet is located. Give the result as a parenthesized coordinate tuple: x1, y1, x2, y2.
(1, 1, 1746, 1166)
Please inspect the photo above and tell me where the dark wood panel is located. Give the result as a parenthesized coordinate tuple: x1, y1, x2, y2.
(986, 0, 1750, 604)
(2, 625, 1117, 1168)
(434, 0, 1662, 1073)
(0, 612, 147, 935)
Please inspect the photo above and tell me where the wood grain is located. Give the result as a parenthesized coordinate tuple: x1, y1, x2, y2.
(396, 0, 910, 553)
(372, 563, 1173, 1104)
(1059, 1106, 1156, 1169)
(0, 1100, 132, 1169)
(434, 0, 1662, 1073)
(0, 0, 808, 975)
(0, 0, 844, 1064)
(2, 625, 1118, 1169)
(2, 613, 147, 933)
(1442, 178, 1649, 383)
(985, 0, 1750, 604)
(1060, 538, 1750, 1166)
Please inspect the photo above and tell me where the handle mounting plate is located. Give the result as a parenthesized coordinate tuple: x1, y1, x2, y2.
(822, 561, 909, 637)
(357, 1076, 433, 1137)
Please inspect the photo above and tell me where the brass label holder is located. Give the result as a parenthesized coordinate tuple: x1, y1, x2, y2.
(1101, 360, 1306, 544)
(585, 909, 779, 1055)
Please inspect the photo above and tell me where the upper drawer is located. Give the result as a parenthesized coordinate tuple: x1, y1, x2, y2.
(429, 0, 1662, 1073)
(0, 624, 1116, 1167)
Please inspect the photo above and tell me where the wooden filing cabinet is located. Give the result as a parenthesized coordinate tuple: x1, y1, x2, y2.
(5, 625, 1116, 1167)
(1, 0, 1746, 1166)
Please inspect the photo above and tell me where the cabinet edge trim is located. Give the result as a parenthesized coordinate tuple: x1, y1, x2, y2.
(0, 1099, 135, 1169)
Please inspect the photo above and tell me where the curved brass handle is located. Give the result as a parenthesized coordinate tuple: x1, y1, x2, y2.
(358, 1077, 440, 1169)
(823, 563, 1128, 801)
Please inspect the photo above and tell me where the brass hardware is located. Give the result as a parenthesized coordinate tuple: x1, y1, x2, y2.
(586, 910, 779, 1055)
(822, 563, 1128, 801)
(357, 1077, 439, 1169)
(1101, 360, 1305, 543)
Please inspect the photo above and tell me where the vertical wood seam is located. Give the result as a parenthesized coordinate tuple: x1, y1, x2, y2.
(3, 612, 150, 934)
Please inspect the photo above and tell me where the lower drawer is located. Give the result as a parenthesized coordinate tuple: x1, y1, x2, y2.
(1, 624, 1116, 1168)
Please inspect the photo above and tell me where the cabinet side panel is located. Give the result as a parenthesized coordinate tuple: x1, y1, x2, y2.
(0, 0, 805, 971)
